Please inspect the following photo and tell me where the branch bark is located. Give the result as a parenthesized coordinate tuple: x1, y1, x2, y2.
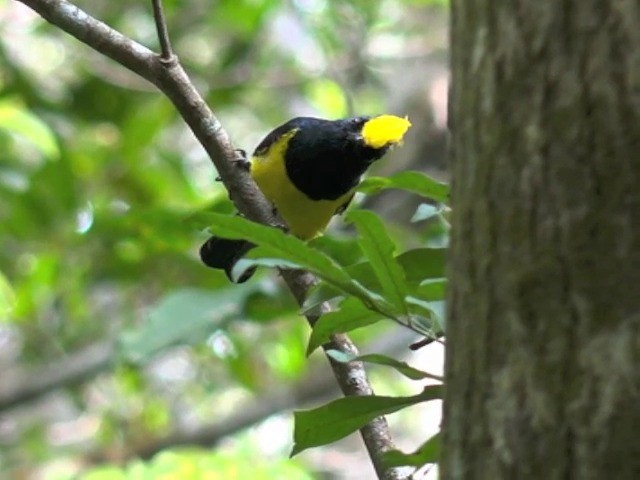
(0, 342, 113, 411)
(14, 1, 405, 478)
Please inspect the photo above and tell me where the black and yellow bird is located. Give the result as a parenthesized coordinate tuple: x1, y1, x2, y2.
(200, 114, 411, 282)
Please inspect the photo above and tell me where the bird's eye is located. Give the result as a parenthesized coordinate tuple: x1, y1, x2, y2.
(348, 116, 369, 128)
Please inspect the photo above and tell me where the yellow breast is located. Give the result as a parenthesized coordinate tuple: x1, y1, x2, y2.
(250, 130, 351, 240)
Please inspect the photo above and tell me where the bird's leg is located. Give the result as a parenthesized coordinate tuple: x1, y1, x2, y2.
(215, 149, 250, 181)
(268, 204, 290, 233)
(232, 149, 251, 171)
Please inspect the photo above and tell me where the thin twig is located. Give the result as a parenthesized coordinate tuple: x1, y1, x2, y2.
(14, 1, 407, 478)
(410, 331, 445, 350)
(151, 0, 173, 60)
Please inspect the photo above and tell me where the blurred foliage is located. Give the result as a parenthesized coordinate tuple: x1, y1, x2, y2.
(55, 448, 313, 479)
(0, 0, 448, 477)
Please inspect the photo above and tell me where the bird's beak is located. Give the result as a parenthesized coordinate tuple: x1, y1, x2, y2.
(361, 115, 412, 149)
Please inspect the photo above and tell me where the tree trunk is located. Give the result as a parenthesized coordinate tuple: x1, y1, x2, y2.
(442, 0, 640, 478)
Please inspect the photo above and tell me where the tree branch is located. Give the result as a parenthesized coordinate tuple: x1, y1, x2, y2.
(14, 1, 406, 477)
(0, 342, 113, 411)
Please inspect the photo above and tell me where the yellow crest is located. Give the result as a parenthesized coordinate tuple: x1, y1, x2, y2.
(362, 115, 412, 149)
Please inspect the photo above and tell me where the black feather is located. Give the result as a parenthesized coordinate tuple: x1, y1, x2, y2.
(199, 236, 256, 283)
(278, 117, 388, 200)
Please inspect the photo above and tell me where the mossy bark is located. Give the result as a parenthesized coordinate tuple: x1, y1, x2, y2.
(442, 0, 640, 478)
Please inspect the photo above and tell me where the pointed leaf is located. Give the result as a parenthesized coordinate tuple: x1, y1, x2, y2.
(207, 214, 351, 286)
(347, 210, 408, 315)
(359, 171, 449, 203)
(291, 386, 443, 455)
(207, 214, 401, 319)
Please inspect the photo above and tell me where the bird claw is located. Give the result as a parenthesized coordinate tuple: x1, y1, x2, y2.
(232, 149, 251, 171)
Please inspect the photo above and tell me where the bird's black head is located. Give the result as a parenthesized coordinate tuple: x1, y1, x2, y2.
(261, 115, 411, 201)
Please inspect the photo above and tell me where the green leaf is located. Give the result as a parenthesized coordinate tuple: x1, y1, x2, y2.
(301, 282, 343, 315)
(206, 214, 400, 319)
(383, 432, 441, 468)
(0, 99, 59, 159)
(326, 350, 443, 381)
(347, 248, 447, 293)
(359, 171, 449, 203)
(291, 386, 443, 456)
(413, 278, 447, 301)
(308, 235, 364, 266)
(346, 210, 409, 315)
(398, 248, 446, 282)
(306, 297, 382, 355)
(119, 288, 247, 364)
(303, 248, 447, 313)
(208, 214, 353, 289)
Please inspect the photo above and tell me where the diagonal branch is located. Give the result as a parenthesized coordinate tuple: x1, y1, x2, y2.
(14, 1, 407, 478)
(0, 342, 113, 411)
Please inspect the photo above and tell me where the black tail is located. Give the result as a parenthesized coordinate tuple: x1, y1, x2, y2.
(199, 236, 256, 283)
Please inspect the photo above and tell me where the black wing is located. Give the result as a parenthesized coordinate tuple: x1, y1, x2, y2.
(253, 117, 324, 156)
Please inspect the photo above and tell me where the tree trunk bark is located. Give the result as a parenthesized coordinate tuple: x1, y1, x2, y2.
(442, 0, 640, 478)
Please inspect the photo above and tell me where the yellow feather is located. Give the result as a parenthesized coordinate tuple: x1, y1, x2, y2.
(250, 114, 411, 240)
(250, 130, 353, 240)
(362, 115, 412, 149)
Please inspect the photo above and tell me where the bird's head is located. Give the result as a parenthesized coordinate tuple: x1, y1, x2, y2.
(342, 114, 412, 163)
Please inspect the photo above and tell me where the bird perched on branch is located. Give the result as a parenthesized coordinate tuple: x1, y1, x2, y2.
(200, 114, 411, 282)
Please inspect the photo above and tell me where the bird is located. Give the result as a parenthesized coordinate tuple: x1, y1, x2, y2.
(200, 114, 411, 282)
